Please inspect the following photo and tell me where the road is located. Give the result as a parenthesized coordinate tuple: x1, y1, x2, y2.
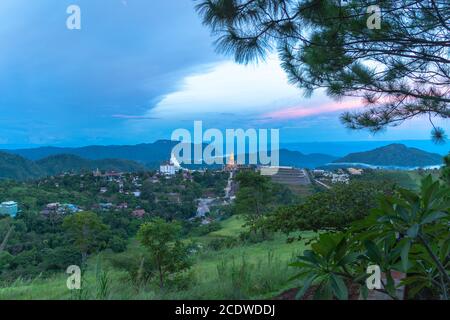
(314, 179, 331, 190)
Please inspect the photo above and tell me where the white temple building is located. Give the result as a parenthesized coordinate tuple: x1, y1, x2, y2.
(160, 153, 182, 176)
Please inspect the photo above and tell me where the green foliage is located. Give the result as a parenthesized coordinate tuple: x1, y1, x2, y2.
(353, 169, 418, 190)
(197, 0, 449, 140)
(108, 252, 155, 290)
(95, 259, 111, 300)
(441, 154, 450, 185)
(0, 152, 44, 180)
(291, 175, 450, 300)
(37, 154, 146, 176)
(234, 171, 294, 238)
(207, 237, 239, 251)
(234, 171, 274, 219)
(0, 169, 229, 283)
(184, 221, 221, 237)
(192, 170, 229, 196)
(0, 152, 146, 181)
(290, 233, 358, 300)
(137, 219, 192, 289)
(215, 251, 295, 299)
(63, 211, 111, 264)
(261, 181, 394, 234)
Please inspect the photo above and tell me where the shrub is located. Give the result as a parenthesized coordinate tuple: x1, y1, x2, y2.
(291, 175, 450, 300)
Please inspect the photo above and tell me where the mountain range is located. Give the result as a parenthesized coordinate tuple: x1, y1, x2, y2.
(0, 141, 446, 180)
(333, 144, 445, 167)
(0, 152, 146, 180)
(3, 140, 178, 163)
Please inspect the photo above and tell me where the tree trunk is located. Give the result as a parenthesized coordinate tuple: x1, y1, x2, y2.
(157, 255, 164, 289)
(81, 251, 88, 267)
(0, 226, 14, 252)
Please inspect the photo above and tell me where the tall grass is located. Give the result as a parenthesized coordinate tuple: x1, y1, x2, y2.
(95, 258, 111, 300)
(155, 249, 299, 300)
(213, 250, 298, 299)
(0, 217, 313, 300)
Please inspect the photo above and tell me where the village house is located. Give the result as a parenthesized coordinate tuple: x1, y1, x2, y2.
(348, 168, 364, 175)
(0, 201, 18, 217)
(133, 190, 141, 198)
(105, 171, 123, 178)
(160, 153, 182, 176)
(201, 217, 214, 225)
(132, 209, 146, 218)
(99, 203, 114, 210)
(332, 173, 350, 184)
(116, 203, 128, 210)
(41, 203, 81, 216)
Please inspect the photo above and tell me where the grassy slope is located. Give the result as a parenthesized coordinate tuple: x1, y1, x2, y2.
(0, 171, 432, 300)
(0, 215, 313, 300)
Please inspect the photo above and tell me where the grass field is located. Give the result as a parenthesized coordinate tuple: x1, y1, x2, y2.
(0, 215, 314, 300)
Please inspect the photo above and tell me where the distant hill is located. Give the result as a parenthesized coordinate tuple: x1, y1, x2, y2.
(0, 153, 148, 180)
(279, 149, 337, 169)
(4, 140, 178, 163)
(222, 149, 336, 169)
(36, 154, 147, 176)
(281, 140, 449, 157)
(0, 152, 45, 180)
(3, 141, 337, 169)
(2, 141, 444, 177)
(334, 144, 444, 167)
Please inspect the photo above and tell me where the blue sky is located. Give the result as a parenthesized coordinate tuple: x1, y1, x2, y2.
(0, 0, 447, 148)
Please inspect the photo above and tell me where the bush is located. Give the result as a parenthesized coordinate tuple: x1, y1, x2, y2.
(214, 252, 296, 299)
(164, 270, 196, 291)
(108, 253, 154, 290)
(291, 176, 450, 300)
(108, 235, 128, 253)
(207, 237, 239, 251)
(239, 230, 274, 244)
(188, 222, 221, 237)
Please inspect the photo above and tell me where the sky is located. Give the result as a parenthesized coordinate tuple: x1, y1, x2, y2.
(0, 0, 447, 148)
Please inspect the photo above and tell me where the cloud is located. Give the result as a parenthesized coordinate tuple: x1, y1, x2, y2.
(146, 55, 304, 119)
(261, 99, 364, 121)
(112, 114, 160, 120)
(0, 0, 221, 146)
(146, 55, 366, 127)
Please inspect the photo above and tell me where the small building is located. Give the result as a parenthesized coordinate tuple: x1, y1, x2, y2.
(116, 203, 128, 210)
(41, 203, 60, 216)
(160, 153, 181, 176)
(0, 201, 18, 217)
(62, 204, 81, 213)
(105, 171, 123, 178)
(133, 190, 142, 198)
(132, 209, 146, 218)
(100, 187, 108, 194)
(160, 162, 176, 176)
(151, 177, 160, 184)
(201, 218, 214, 225)
(93, 168, 102, 177)
(332, 174, 350, 184)
(46, 203, 60, 210)
(312, 170, 326, 177)
(100, 203, 114, 210)
(348, 168, 364, 175)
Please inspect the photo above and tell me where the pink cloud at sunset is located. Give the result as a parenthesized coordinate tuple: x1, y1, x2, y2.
(262, 98, 364, 121)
